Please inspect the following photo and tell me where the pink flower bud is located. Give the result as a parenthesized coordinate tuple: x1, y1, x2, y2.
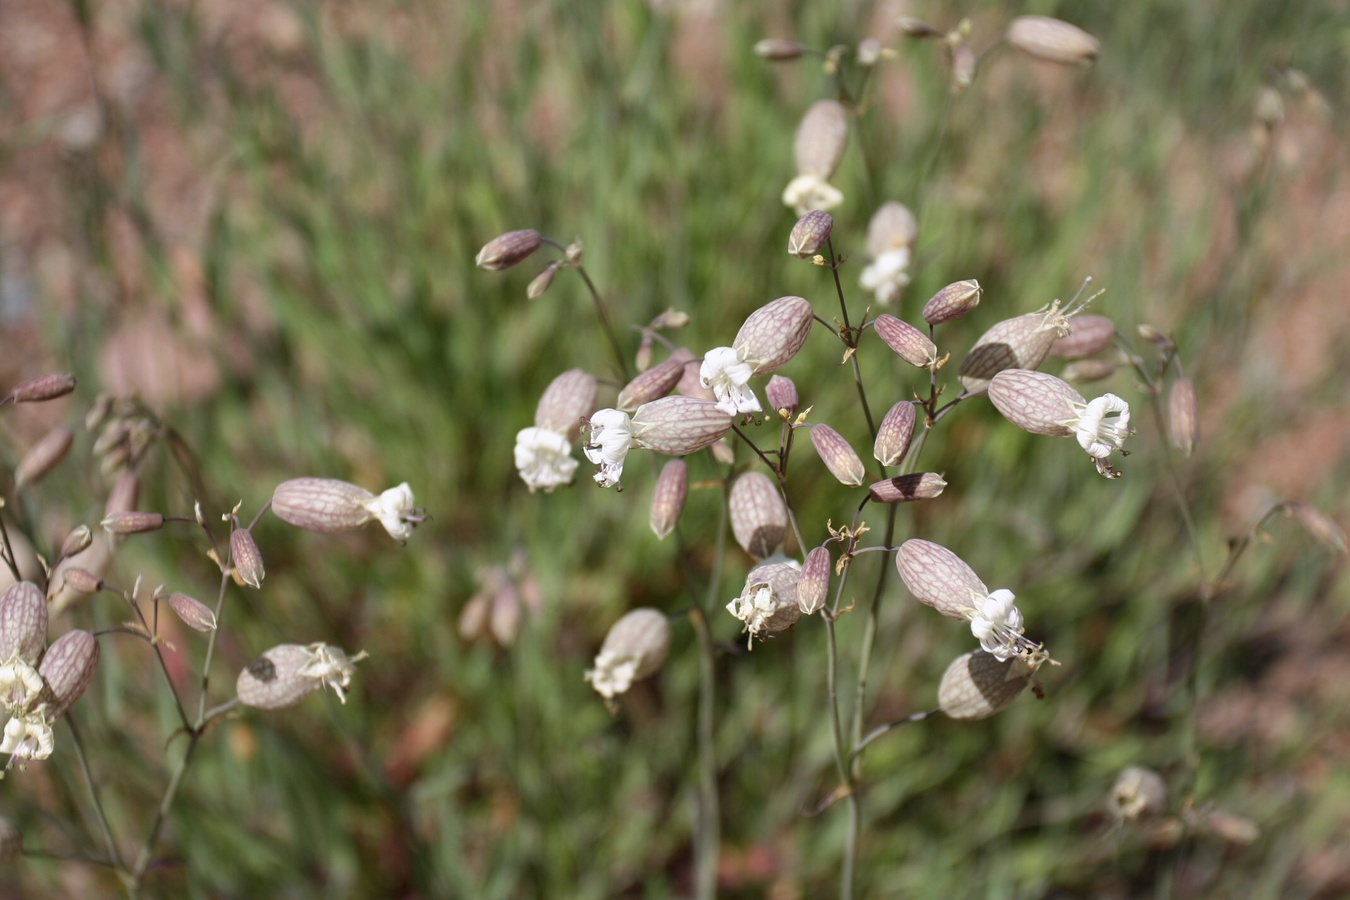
(1167, 377, 1198, 457)
(797, 547, 831, 614)
(895, 539, 986, 620)
(898, 17, 942, 38)
(271, 478, 378, 533)
(960, 305, 1079, 393)
(810, 424, 865, 486)
(101, 512, 165, 535)
(729, 472, 788, 560)
(475, 229, 542, 270)
(734, 296, 815, 374)
(753, 38, 806, 61)
(14, 426, 74, 490)
(630, 397, 734, 456)
(938, 650, 1031, 720)
(1005, 16, 1099, 65)
(867, 473, 947, 504)
(526, 263, 557, 299)
(873, 315, 938, 368)
(649, 459, 688, 540)
(38, 630, 99, 720)
(9, 373, 76, 404)
(765, 375, 799, 417)
(1048, 315, 1115, 359)
(987, 369, 1081, 437)
(59, 526, 92, 561)
(794, 100, 849, 178)
(948, 40, 976, 91)
(788, 210, 833, 258)
(535, 368, 599, 441)
(874, 401, 917, 466)
(231, 528, 265, 589)
(866, 202, 918, 257)
(168, 592, 218, 632)
(105, 471, 140, 516)
(56, 568, 102, 595)
(617, 358, 684, 411)
(0, 583, 47, 664)
(922, 280, 982, 326)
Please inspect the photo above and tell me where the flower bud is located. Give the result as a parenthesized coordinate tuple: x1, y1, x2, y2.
(101, 511, 165, 535)
(59, 525, 92, 561)
(106, 471, 140, 516)
(84, 393, 113, 431)
(635, 336, 653, 373)
(631, 397, 734, 456)
(730, 472, 788, 560)
(1167, 377, 1198, 457)
(754, 38, 806, 61)
(672, 348, 717, 402)
(1061, 358, 1119, 383)
(873, 315, 938, 367)
(231, 528, 265, 589)
(1049, 315, 1115, 359)
(0, 582, 47, 664)
(1005, 16, 1099, 65)
(168, 592, 218, 632)
(535, 368, 599, 441)
(617, 358, 684, 411)
(797, 546, 831, 614)
(922, 280, 982, 326)
(1109, 766, 1169, 822)
(866, 202, 918, 257)
(867, 473, 947, 504)
(236, 644, 321, 710)
(526, 263, 558, 299)
(585, 608, 672, 700)
(857, 38, 883, 66)
(898, 17, 942, 38)
(765, 375, 799, 417)
(948, 39, 976, 92)
(271, 478, 377, 533)
(794, 100, 849, 179)
(734, 296, 815, 374)
(810, 425, 865, 487)
(56, 568, 102, 595)
(9, 373, 76, 404)
(38, 629, 99, 720)
(788, 210, 833, 258)
(896, 539, 987, 620)
(874, 401, 917, 466)
(938, 650, 1031, 720)
(475, 229, 542, 270)
(960, 306, 1076, 393)
(14, 426, 74, 490)
(1137, 323, 1170, 346)
(987, 369, 1082, 437)
(1288, 503, 1346, 555)
(649, 459, 688, 540)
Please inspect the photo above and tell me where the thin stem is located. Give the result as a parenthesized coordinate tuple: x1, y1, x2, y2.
(689, 607, 719, 900)
(129, 732, 200, 885)
(824, 614, 858, 900)
(64, 712, 124, 874)
(576, 265, 631, 383)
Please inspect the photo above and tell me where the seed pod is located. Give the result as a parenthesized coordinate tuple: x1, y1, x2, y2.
(866, 202, 918, 257)
(754, 38, 806, 61)
(874, 401, 917, 466)
(526, 263, 557, 300)
(0, 582, 48, 663)
(794, 99, 849, 179)
(231, 528, 265, 589)
(734, 296, 815, 373)
(873, 315, 938, 367)
(788, 210, 833, 258)
(14, 426, 74, 489)
(987, 369, 1082, 437)
(237, 644, 321, 710)
(765, 375, 799, 417)
(649, 459, 688, 540)
(938, 650, 1030, 720)
(922, 280, 982, 325)
(729, 472, 788, 560)
(1167, 378, 1198, 457)
(1005, 16, 1099, 65)
(1109, 766, 1169, 822)
(38, 630, 100, 720)
(896, 539, 986, 620)
(535, 368, 599, 441)
(9, 373, 76, 403)
(868, 473, 947, 504)
(630, 397, 734, 456)
(475, 229, 542, 271)
(1049, 315, 1115, 359)
(271, 478, 377, 533)
(617, 358, 684, 411)
(101, 511, 165, 535)
(810, 425, 865, 487)
(168, 592, 218, 632)
(797, 546, 831, 614)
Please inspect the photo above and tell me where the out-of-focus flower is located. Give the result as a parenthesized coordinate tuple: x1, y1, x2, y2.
(783, 175, 844, 216)
(8, 373, 76, 404)
(860, 247, 912, 305)
(860, 202, 918, 305)
(1109, 766, 1169, 822)
(514, 427, 579, 493)
(14, 426, 74, 490)
(237, 642, 368, 710)
(1167, 377, 1198, 457)
(585, 608, 671, 701)
(700, 347, 762, 415)
(534, 369, 598, 441)
(1005, 16, 1099, 65)
(788, 210, 834, 258)
(938, 650, 1035, 720)
(1048, 315, 1115, 359)
(475, 229, 542, 270)
(727, 558, 802, 648)
(988, 369, 1132, 478)
(460, 549, 542, 647)
(754, 38, 806, 61)
(794, 99, 849, 179)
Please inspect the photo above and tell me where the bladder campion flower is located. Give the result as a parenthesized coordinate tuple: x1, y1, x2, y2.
(514, 428, 579, 493)
(727, 558, 802, 649)
(988, 369, 1132, 478)
(237, 643, 368, 710)
(700, 347, 762, 415)
(585, 608, 672, 701)
(860, 202, 918, 305)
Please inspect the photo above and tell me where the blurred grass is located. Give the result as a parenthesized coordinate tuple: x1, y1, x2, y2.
(2, 0, 1348, 896)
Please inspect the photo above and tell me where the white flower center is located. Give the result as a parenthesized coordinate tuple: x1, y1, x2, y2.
(1075, 393, 1131, 458)
(585, 649, 640, 700)
(584, 409, 634, 488)
(514, 427, 578, 493)
(699, 347, 762, 416)
(859, 247, 912, 305)
(363, 483, 419, 541)
(968, 588, 1027, 661)
(782, 173, 844, 216)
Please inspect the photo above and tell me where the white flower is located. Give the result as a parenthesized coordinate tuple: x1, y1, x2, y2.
(969, 589, 1026, 661)
(297, 643, 368, 704)
(0, 658, 43, 712)
(584, 409, 634, 488)
(699, 346, 762, 416)
(859, 247, 912, 305)
(362, 483, 421, 541)
(514, 427, 578, 493)
(782, 173, 844, 216)
(1075, 393, 1131, 466)
(1, 710, 53, 766)
(584, 649, 641, 700)
(725, 557, 802, 648)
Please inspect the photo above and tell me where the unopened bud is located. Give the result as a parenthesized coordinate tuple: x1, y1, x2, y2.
(9, 373, 76, 404)
(536, 368, 599, 441)
(526, 263, 558, 299)
(810, 424, 865, 486)
(766, 375, 799, 417)
(57, 526, 91, 562)
(794, 99, 849, 179)
(1136, 323, 1170, 346)
(1288, 503, 1347, 555)
(168, 592, 218, 632)
(1109, 766, 1169, 822)
(734, 296, 815, 374)
(898, 17, 942, 38)
(475, 229, 542, 271)
(617, 358, 684, 411)
(1005, 16, 1099, 65)
(84, 393, 113, 431)
(868, 473, 947, 504)
(14, 425, 74, 489)
(635, 335, 653, 373)
(1049, 315, 1115, 359)
(1167, 377, 1198, 457)
(938, 650, 1031, 720)
(729, 472, 789, 560)
(788, 210, 833, 258)
(105, 471, 140, 516)
(231, 528, 265, 589)
(873, 315, 938, 367)
(57, 568, 102, 595)
(754, 38, 806, 61)
(922, 280, 982, 325)
(649, 459, 688, 540)
(0, 582, 48, 663)
(38, 629, 100, 720)
(631, 397, 734, 456)
(948, 39, 976, 92)
(271, 478, 377, 533)
(874, 401, 917, 466)
(797, 546, 831, 614)
(101, 511, 165, 535)
(1061, 358, 1119, 383)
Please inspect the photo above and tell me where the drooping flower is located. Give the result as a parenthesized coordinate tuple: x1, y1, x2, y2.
(584, 409, 635, 488)
(859, 247, 912, 305)
(362, 483, 423, 541)
(585, 608, 671, 701)
(236, 642, 368, 710)
(514, 427, 580, 493)
(699, 347, 762, 415)
(726, 557, 802, 648)
(782, 174, 844, 216)
(988, 369, 1132, 478)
